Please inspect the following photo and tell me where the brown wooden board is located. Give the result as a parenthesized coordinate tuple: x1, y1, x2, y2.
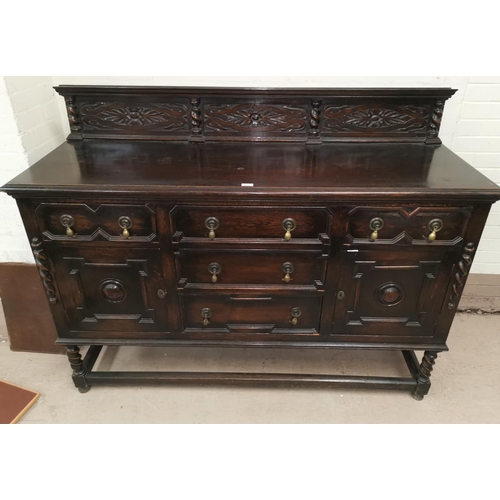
(0, 380, 39, 424)
(0, 263, 63, 354)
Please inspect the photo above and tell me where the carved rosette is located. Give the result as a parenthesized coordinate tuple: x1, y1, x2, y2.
(80, 102, 188, 132)
(190, 98, 203, 137)
(205, 103, 307, 133)
(323, 104, 430, 134)
(31, 237, 57, 304)
(416, 351, 438, 384)
(448, 242, 475, 309)
(309, 99, 322, 138)
(64, 96, 81, 133)
(427, 100, 444, 139)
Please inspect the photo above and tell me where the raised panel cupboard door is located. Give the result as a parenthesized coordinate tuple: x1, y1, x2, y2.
(51, 247, 171, 336)
(332, 247, 456, 342)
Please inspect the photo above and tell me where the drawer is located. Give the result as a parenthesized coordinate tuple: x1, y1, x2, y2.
(35, 203, 157, 242)
(176, 249, 327, 289)
(182, 294, 322, 334)
(171, 206, 330, 241)
(346, 206, 471, 245)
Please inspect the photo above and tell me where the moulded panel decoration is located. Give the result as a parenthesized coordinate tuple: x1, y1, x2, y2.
(322, 104, 430, 135)
(204, 103, 308, 133)
(80, 102, 189, 132)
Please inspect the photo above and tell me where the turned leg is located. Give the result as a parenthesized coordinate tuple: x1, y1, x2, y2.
(411, 351, 439, 401)
(66, 345, 91, 393)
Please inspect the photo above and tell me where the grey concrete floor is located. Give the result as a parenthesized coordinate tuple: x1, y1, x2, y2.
(0, 300, 499, 423)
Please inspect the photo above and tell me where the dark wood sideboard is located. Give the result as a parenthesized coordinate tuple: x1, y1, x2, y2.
(3, 86, 500, 400)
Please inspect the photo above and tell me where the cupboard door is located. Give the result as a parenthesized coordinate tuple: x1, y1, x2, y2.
(332, 247, 455, 341)
(52, 247, 170, 336)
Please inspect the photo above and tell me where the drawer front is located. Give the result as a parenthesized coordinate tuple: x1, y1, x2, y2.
(171, 207, 330, 241)
(177, 249, 327, 288)
(35, 203, 157, 242)
(182, 294, 322, 334)
(346, 206, 471, 245)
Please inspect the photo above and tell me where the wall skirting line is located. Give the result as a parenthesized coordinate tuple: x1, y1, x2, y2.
(460, 273, 500, 312)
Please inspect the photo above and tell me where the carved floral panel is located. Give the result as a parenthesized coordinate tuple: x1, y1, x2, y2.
(80, 102, 189, 132)
(322, 104, 430, 135)
(204, 103, 307, 133)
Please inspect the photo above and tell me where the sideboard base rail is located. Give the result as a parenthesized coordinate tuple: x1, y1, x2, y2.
(56, 338, 449, 351)
(67, 345, 441, 400)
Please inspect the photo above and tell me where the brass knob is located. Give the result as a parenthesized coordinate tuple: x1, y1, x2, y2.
(60, 214, 75, 237)
(205, 217, 220, 240)
(208, 263, 222, 283)
(118, 216, 132, 239)
(201, 307, 212, 326)
(290, 307, 301, 326)
(369, 217, 384, 241)
(427, 219, 443, 242)
(157, 289, 167, 299)
(282, 218, 296, 241)
(282, 262, 295, 283)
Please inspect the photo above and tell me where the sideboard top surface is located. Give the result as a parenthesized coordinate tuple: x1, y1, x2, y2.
(3, 86, 499, 202)
(3, 140, 500, 202)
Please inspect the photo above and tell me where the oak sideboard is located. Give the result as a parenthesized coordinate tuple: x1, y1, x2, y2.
(3, 85, 499, 400)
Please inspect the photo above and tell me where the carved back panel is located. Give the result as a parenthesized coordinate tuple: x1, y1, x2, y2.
(76, 98, 189, 140)
(55, 86, 456, 145)
(321, 99, 434, 142)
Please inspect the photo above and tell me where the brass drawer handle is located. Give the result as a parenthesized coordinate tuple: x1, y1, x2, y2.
(118, 216, 132, 239)
(60, 214, 75, 237)
(282, 262, 295, 283)
(282, 218, 296, 241)
(208, 262, 222, 283)
(427, 218, 443, 241)
(205, 217, 220, 239)
(369, 217, 384, 241)
(157, 289, 167, 299)
(290, 307, 301, 326)
(201, 307, 212, 326)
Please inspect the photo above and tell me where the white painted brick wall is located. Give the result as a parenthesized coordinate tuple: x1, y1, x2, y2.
(1, 76, 499, 273)
(447, 77, 500, 274)
(0, 76, 66, 263)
